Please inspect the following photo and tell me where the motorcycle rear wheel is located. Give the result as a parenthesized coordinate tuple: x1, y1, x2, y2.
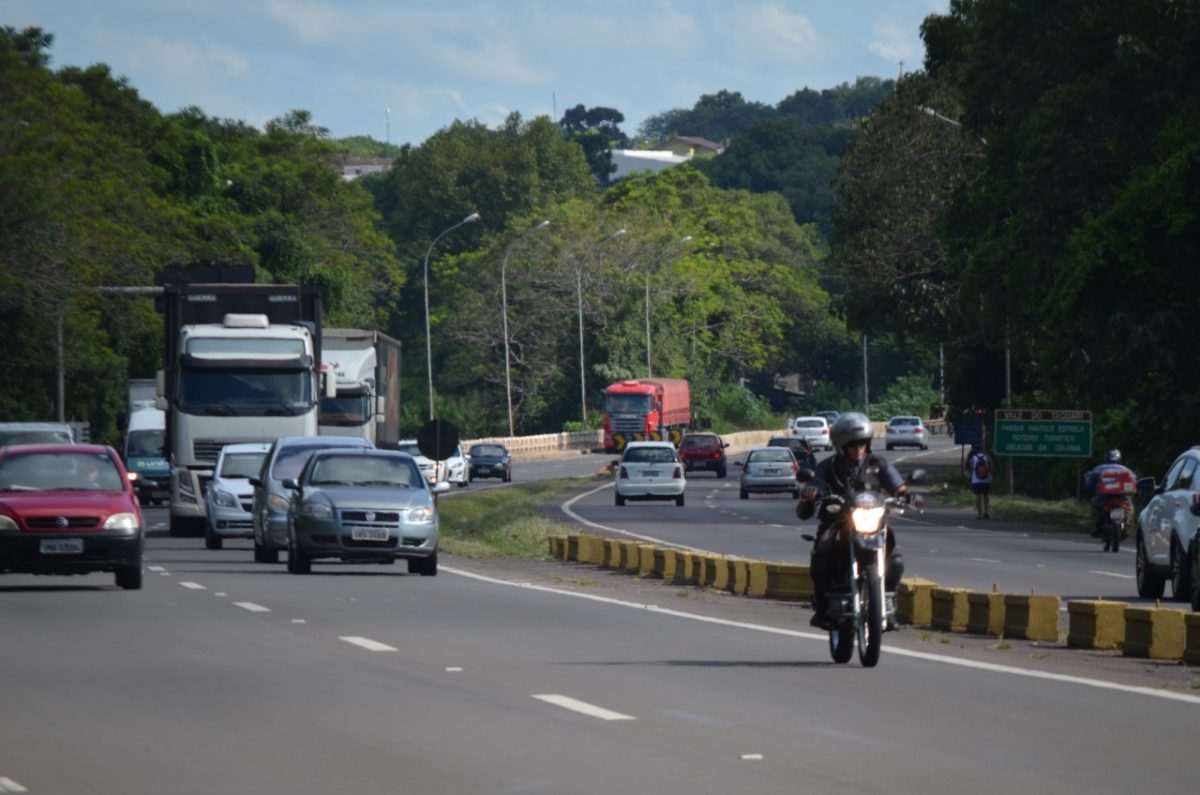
(829, 621, 854, 664)
(857, 565, 883, 668)
(1106, 522, 1121, 553)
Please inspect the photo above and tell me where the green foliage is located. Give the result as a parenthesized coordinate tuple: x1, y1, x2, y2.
(868, 374, 940, 422)
(334, 135, 403, 158)
(559, 104, 630, 185)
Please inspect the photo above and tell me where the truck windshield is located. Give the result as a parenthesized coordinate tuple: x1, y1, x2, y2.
(319, 394, 370, 426)
(124, 429, 164, 457)
(178, 369, 313, 416)
(605, 394, 652, 413)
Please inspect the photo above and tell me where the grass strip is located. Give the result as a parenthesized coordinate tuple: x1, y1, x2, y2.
(438, 476, 599, 559)
(927, 476, 1090, 528)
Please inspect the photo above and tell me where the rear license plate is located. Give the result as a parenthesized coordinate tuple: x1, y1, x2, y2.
(351, 527, 389, 542)
(642, 470, 659, 478)
(764, 468, 782, 476)
(1109, 508, 1125, 521)
(40, 538, 83, 555)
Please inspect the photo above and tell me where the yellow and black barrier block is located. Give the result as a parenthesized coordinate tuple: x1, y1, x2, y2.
(669, 551, 695, 586)
(746, 561, 768, 598)
(1066, 599, 1128, 651)
(566, 534, 580, 562)
(658, 548, 677, 581)
(764, 563, 811, 601)
(621, 541, 641, 573)
(603, 538, 623, 569)
(966, 590, 1006, 636)
(725, 558, 749, 595)
(548, 536, 565, 560)
(638, 545, 658, 578)
(1123, 605, 1186, 660)
(1003, 593, 1061, 642)
(1184, 614, 1200, 666)
(930, 587, 971, 633)
(896, 577, 938, 626)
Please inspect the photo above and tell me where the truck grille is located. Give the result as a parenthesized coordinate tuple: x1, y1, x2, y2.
(192, 439, 228, 463)
(611, 415, 648, 434)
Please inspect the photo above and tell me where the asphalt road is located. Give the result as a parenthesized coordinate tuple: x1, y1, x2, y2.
(1, 439, 1196, 794)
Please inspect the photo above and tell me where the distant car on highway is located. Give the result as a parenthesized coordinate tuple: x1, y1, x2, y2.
(204, 442, 270, 550)
(0, 422, 76, 447)
(678, 432, 728, 478)
(815, 410, 840, 427)
(0, 443, 143, 589)
(885, 416, 928, 450)
(787, 416, 832, 451)
(738, 446, 800, 499)
(614, 441, 686, 507)
(766, 435, 817, 471)
(282, 448, 448, 575)
(467, 443, 512, 483)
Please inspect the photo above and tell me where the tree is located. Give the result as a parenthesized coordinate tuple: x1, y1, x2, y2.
(559, 104, 630, 184)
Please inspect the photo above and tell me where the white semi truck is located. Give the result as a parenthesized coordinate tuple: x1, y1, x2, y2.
(318, 328, 402, 448)
(157, 284, 332, 536)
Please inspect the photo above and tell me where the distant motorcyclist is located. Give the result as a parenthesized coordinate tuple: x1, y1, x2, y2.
(797, 412, 918, 629)
(1083, 449, 1136, 541)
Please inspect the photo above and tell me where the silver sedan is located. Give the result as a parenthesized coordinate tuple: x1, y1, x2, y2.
(282, 449, 449, 575)
(738, 447, 800, 499)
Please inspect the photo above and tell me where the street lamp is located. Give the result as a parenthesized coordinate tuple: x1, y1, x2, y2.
(645, 235, 692, 378)
(501, 219, 550, 437)
(424, 212, 480, 420)
(577, 228, 626, 427)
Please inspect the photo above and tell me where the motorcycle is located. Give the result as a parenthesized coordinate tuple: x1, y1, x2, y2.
(800, 465, 923, 668)
(1091, 468, 1135, 553)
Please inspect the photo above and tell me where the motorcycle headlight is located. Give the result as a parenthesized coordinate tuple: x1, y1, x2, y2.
(851, 506, 885, 535)
(406, 506, 433, 524)
(302, 501, 333, 520)
(103, 512, 141, 533)
(267, 493, 291, 513)
(212, 488, 239, 508)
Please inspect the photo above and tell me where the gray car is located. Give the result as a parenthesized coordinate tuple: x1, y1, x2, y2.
(738, 446, 800, 499)
(250, 435, 373, 563)
(282, 448, 449, 575)
(204, 442, 270, 550)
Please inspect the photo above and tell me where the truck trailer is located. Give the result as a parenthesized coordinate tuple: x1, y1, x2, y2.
(157, 283, 330, 536)
(602, 378, 691, 453)
(318, 329, 402, 448)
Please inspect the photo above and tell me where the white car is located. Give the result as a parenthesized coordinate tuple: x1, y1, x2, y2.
(396, 439, 438, 484)
(885, 415, 928, 450)
(787, 416, 832, 451)
(1135, 446, 1200, 602)
(204, 442, 271, 550)
(614, 441, 686, 507)
(444, 443, 469, 488)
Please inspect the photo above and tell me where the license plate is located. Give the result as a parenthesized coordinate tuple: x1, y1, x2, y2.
(40, 538, 83, 555)
(477, 466, 492, 473)
(764, 468, 782, 476)
(641, 470, 659, 478)
(351, 527, 389, 542)
(1109, 508, 1125, 521)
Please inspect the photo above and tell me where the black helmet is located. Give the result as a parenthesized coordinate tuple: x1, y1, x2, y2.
(1104, 449, 1122, 464)
(830, 412, 874, 454)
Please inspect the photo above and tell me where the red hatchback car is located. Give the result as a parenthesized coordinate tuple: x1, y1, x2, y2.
(678, 432, 729, 478)
(0, 444, 144, 589)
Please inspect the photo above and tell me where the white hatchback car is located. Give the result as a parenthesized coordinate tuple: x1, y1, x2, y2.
(204, 442, 271, 550)
(614, 441, 686, 507)
(788, 416, 832, 451)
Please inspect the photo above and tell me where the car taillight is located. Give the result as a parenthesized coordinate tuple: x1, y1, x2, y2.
(886, 427, 896, 433)
(673, 466, 682, 479)
(619, 466, 629, 479)
(821, 428, 829, 435)
(791, 460, 798, 474)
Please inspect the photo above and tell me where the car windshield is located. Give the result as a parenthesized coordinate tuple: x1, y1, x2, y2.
(890, 417, 920, 427)
(623, 447, 676, 464)
(0, 451, 124, 492)
(220, 452, 267, 478)
(272, 445, 343, 480)
(681, 436, 718, 448)
(124, 429, 164, 457)
(605, 394, 652, 413)
(470, 444, 505, 457)
(396, 442, 423, 457)
(794, 420, 824, 429)
(749, 449, 793, 463)
(307, 455, 420, 488)
(768, 439, 801, 450)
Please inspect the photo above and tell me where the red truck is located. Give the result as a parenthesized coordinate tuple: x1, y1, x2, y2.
(602, 378, 691, 453)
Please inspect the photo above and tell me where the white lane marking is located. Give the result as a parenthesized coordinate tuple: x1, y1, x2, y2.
(234, 602, 270, 613)
(444, 566, 1200, 706)
(148, 565, 167, 572)
(532, 694, 635, 721)
(1090, 570, 1135, 580)
(446, 667, 463, 672)
(561, 483, 705, 550)
(339, 636, 397, 652)
(0, 777, 29, 792)
(215, 592, 227, 597)
(770, 524, 786, 529)
(740, 754, 764, 761)
(967, 557, 1000, 564)
(179, 581, 206, 590)
(291, 619, 307, 624)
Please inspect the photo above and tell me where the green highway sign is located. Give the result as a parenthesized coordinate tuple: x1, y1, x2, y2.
(994, 409, 1092, 458)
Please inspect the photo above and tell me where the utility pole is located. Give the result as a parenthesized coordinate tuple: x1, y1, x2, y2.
(862, 335, 869, 415)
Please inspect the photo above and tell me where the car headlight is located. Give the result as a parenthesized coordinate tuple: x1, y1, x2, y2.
(267, 493, 291, 513)
(212, 488, 239, 508)
(302, 501, 333, 520)
(127, 471, 140, 482)
(103, 512, 141, 533)
(406, 506, 433, 524)
(0, 514, 18, 531)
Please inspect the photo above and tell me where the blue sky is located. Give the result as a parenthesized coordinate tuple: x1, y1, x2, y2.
(5, 0, 948, 145)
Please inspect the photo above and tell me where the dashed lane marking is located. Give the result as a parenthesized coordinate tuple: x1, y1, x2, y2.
(234, 602, 270, 613)
(339, 636, 397, 652)
(179, 581, 206, 590)
(532, 694, 635, 721)
(1090, 570, 1135, 580)
(0, 776, 29, 792)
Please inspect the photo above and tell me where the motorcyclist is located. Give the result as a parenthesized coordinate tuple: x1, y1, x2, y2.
(1083, 449, 1135, 542)
(796, 412, 919, 629)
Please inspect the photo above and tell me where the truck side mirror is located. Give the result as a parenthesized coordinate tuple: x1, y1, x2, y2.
(324, 372, 337, 399)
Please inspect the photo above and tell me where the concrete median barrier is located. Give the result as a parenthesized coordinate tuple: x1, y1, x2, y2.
(746, 561, 768, 598)
(931, 587, 970, 633)
(1185, 614, 1200, 666)
(966, 590, 1006, 636)
(1123, 606, 1186, 660)
(764, 563, 811, 601)
(1066, 600, 1127, 650)
(1003, 594, 1061, 642)
(896, 577, 938, 626)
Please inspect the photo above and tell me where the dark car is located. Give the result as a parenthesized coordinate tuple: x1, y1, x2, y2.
(0, 444, 144, 589)
(766, 435, 817, 471)
(678, 433, 728, 478)
(467, 443, 512, 483)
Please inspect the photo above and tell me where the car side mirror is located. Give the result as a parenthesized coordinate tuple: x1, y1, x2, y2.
(281, 478, 299, 491)
(796, 467, 816, 482)
(735, 460, 744, 468)
(722, 442, 729, 449)
(907, 469, 927, 485)
(248, 477, 263, 489)
(431, 481, 451, 494)
(1135, 477, 1156, 496)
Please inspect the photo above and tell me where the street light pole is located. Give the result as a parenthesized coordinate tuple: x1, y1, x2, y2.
(578, 228, 626, 427)
(424, 212, 480, 420)
(501, 219, 550, 437)
(645, 235, 692, 378)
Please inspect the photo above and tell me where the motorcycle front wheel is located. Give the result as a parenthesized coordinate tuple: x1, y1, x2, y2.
(829, 620, 854, 664)
(857, 565, 884, 667)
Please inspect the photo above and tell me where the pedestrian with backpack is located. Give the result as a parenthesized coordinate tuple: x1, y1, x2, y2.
(966, 445, 995, 519)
